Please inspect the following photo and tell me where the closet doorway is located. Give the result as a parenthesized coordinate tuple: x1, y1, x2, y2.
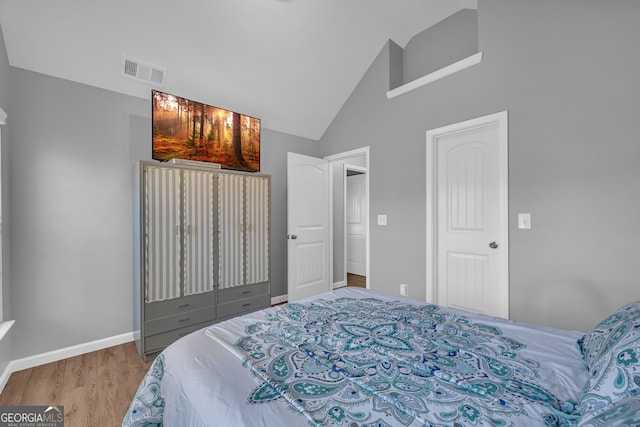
(345, 166, 367, 287)
(325, 147, 369, 290)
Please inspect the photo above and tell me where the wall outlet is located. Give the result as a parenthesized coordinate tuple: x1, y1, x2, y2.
(400, 283, 408, 296)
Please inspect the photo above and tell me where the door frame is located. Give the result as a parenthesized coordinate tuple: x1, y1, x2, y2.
(344, 164, 367, 281)
(425, 111, 509, 308)
(324, 147, 370, 289)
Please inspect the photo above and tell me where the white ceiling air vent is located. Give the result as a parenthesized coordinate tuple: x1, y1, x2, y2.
(121, 55, 167, 87)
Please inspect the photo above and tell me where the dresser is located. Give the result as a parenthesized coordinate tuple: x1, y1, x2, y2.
(133, 161, 270, 359)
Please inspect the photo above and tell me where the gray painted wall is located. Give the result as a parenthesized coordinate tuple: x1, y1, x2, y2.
(0, 19, 10, 322)
(5, 67, 316, 359)
(8, 68, 150, 358)
(0, 19, 12, 375)
(403, 9, 478, 84)
(319, 0, 640, 332)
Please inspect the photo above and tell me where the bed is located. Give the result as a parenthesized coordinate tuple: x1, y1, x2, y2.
(123, 288, 640, 426)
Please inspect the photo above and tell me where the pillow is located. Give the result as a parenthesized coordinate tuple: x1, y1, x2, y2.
(577, 395, 640, 426)
(576, 301, 640, 419)
(578, 300, 640, 370)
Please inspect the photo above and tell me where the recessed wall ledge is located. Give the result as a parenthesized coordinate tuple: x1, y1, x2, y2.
(386, 51, 483, 99)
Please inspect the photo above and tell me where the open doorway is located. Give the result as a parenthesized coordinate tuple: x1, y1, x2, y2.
(325, 147, 369, 290)
(345, 166, 367, 288)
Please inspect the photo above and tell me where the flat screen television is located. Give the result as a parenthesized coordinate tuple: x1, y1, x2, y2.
(152, 90, 260, 172)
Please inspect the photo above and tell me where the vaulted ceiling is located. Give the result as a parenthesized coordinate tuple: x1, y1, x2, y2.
(0, 0, 475, 140)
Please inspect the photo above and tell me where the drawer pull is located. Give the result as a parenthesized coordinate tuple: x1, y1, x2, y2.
(242, 303, 252, 307)
(178, 317, 191, 323)
(241, 291, 251, 295)
(177, 303, 190, 308)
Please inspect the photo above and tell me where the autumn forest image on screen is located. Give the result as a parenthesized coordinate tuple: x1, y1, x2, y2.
(152, 91, 260, 172)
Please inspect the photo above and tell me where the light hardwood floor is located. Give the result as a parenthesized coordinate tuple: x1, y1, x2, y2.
(347, 273, 366, 288)
(0, 341, 152, 427)
(0, 281, 368, 426)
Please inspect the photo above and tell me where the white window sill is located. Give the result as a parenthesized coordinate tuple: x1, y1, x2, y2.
(0, 320, 14, 341)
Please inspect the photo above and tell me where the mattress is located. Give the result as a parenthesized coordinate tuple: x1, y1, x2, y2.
(123, 287, 590, 426)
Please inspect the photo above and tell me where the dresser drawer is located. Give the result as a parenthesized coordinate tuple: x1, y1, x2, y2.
(144, 306, 215, 336)
(145, 292, 216, 320)
(217, 282, 268, 305)
(217, 294, 269, 319)
(144, 320, 214, 355)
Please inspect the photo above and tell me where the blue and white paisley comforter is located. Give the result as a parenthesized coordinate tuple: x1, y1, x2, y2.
(123, 288, 589, 427)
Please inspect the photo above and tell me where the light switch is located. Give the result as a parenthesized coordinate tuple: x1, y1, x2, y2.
(377, 214, 388, 226)
(518, 213, 531, 230)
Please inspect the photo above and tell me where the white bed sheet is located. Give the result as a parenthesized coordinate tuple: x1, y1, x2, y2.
(125, 288, 588, 427)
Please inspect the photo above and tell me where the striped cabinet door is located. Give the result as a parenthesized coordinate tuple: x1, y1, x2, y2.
(218, 173, 245, 289)
(144, 166, 181, 302)
(183, 169, 216, 296)
(246, 176, 270, 285)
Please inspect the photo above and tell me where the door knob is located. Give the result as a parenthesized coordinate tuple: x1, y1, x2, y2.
(489, 241, 498, 249)
(288, 234, 298, 240)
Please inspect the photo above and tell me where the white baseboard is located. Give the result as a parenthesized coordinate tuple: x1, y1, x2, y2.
(271, 284, 351, 305)
(271, 294, 287, 305)
(0, 331, 134, 394)
(333, 281, 347, 289)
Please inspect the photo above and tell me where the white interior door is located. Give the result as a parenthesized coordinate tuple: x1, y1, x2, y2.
(346, 172, 366, 276)
(287, 152, 331, 301)
(426, 111, 509, 318)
